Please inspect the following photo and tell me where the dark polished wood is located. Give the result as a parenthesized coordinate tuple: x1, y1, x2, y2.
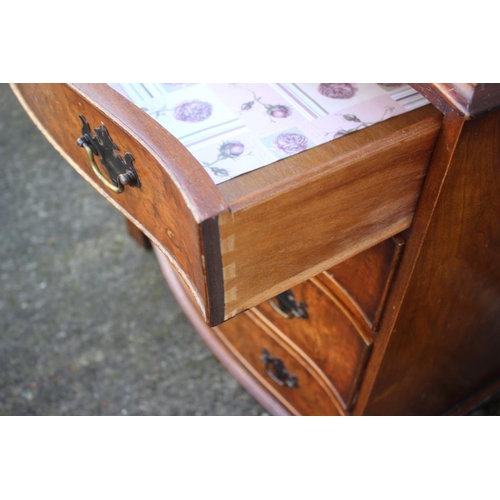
(412, 83, 500, 117)
(12, 83, 500, 415)
(256, 278, 371, 409)
(215, 308, 343, 416)
(319, 236, 405, 330)
(356, 105, 500, 415)
(11, 83, 227, 325)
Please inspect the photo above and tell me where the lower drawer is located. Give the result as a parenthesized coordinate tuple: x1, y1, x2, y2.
(214, 310, 343, 416)
(257, 278, 372, 409)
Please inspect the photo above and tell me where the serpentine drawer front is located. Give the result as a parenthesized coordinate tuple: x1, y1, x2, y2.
(256, 279, 372, 410)
(12, 83, 442, 326)
(214, 309, 342, 416)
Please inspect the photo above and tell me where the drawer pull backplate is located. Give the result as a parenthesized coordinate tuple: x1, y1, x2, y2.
(269, 290, 308, 319)
(261, 349, 298, 388)
(77, 115, 140, 194)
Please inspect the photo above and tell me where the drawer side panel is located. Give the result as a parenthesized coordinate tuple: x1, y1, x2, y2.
(219, 109, 442, 320)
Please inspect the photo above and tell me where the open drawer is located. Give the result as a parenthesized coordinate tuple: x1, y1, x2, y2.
(12, 83, 442, 325)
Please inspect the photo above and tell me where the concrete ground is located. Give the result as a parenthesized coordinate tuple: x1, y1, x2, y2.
(1, 83, 498, 416)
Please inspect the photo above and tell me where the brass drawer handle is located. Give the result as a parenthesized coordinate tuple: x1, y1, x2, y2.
(260, 349, 298, 388)
(269, 290, 308, 319)
(77, 115, 139, 194)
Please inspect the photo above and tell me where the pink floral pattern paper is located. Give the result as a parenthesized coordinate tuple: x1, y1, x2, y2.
(110, 83, 428, 184)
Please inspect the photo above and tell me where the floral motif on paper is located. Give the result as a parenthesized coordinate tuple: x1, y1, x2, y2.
(274, 132, 308, 155)
(318, 83, 358, 99)
(330, 107, 395, 138)
(202, 141, 247, 177)
(233, 84, 292, 122)
(140, 99, 213, 122)
(174, 100, 213, 122)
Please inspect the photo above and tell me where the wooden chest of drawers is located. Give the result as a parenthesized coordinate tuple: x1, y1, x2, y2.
(12, 83, 500, 415)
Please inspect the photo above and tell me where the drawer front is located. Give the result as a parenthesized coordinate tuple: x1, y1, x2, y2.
(320, 236, 405, 329)
(215, 310, 343, 416)
(12, 83, 228, 325)
(257, 278, 372, 409)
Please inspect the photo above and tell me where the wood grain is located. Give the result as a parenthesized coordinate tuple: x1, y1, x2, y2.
(411, 83, 500, 118)
(256, 277, 372, 409)
(16, 82, 500, 415)
(358, 108, 500, 415)
(219, 106, 442, 319)
(215, 309, 343, 416)
(11, 83, 227, 325)
(11, 84, 442, 326)
(320, 236, 405, 330)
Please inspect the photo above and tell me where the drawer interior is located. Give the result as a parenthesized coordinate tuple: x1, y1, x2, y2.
(111, 83, 429, 186)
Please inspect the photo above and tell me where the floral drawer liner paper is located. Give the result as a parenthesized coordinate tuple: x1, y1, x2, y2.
(110, 83, 428, 185)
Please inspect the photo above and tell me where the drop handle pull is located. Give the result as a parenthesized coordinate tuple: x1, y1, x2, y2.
(260, 349, 298, 388)
(269, 290, 308, 319)
(76, 115, 140, 194)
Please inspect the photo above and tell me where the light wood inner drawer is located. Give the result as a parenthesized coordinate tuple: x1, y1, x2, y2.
(215, 310, 342, 416)
(256, 278, 372, 409)
(12, 83, 442, 326)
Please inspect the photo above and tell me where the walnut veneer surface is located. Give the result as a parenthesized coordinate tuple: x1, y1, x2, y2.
(12, 83, 500, 415)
